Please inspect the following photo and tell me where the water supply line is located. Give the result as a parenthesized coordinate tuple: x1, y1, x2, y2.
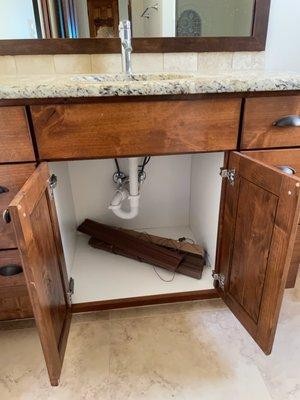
(109, 157, 141, 220)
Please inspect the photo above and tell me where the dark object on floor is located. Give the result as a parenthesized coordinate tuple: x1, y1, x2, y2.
(89, 237, 204, 279)
(78, 220, 205, 280)
(78, 219, 184, 271)
(117, 228, 204, 258)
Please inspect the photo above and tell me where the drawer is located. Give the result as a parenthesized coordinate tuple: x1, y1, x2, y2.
(241, 96, 300, 149)
(31, 99, 241, 160)
(0, 250, 33, 320)
(0, 164, 36, 249)
(0, 107, 35, 163)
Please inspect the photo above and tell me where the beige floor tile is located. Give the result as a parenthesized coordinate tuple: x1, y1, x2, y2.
(0, 315, 110, 400)
(0, 284, 299, 399)
(108, 311, 272, 400)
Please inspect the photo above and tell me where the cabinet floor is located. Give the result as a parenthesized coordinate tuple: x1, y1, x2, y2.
(0, 279, 300, 399)
(71, 226, 214, 304)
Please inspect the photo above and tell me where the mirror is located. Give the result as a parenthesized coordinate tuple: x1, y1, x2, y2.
(0, 0, 256, 40)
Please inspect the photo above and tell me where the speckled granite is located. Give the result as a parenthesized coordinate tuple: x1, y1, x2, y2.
(0, 71, 299, 99)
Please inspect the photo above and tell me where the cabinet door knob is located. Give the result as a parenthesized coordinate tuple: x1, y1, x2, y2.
(3, 209, 11, 224)
(273, 115, 300, 127)
(277, 165, 296, 175)
(0, 264, 23, 277)
(0, 186, 9, 194)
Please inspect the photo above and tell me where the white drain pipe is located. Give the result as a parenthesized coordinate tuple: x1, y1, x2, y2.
(109, 157, 140, 220)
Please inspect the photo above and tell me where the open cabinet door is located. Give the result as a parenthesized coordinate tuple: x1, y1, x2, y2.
(8, 163, 71, 386)
(216, 152, 300, 355)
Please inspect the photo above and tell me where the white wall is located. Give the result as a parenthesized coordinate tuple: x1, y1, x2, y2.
(50, 162, 77, 278)
(68, 155, 191, 230)
(0, 0, 37, 39)
(52, 154, 224, 274)
(265, 0, 300, 71)
(190, 153, 224, 268)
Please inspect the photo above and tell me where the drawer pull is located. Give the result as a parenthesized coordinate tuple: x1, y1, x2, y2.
(0, 186, 9, 194)
(3, 209, 11, 224)
(277, 165, 296, 175)
(0, 264, 23, 277)
(273, 115, 300, 127)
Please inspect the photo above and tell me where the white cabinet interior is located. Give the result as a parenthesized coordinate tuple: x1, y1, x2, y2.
(50, 152, 224, 304)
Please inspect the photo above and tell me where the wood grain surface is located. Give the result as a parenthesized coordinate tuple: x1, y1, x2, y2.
(0, 107, 35, 163)
(31, 99, 241, 160)
(241, 96, 300, 149)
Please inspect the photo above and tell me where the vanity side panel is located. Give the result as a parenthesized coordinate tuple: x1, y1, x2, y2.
(30, 99, 241, 160)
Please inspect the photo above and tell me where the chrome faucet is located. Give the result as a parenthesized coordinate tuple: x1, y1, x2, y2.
(119, 20, 132, 75)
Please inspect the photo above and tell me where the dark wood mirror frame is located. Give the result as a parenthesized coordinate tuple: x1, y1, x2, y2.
(0, 0, 271, 55)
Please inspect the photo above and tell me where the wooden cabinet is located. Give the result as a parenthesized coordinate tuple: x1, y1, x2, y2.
(0, 107, 35, 163)
(243, 148, 300, 288)
(0, 250, 33, 320)
(30, 99, 241, 160)
(6, 150, 300, 384)
(0, 164, 36, 249)
(8, 163, 71, 386)
(215, 152, 300, 354)
(241, 96, 300, 149)
(1, 94, 300, 385)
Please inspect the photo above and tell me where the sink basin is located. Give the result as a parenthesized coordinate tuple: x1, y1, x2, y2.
(70, 73, 193, 83)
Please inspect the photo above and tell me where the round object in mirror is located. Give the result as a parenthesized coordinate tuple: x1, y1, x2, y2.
(0, 264, 23, 277)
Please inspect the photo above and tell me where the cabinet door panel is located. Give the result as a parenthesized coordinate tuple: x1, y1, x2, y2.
(242, 148, 300, 288)
(216, 152, 300, 354)
(8, 163, 71, 386)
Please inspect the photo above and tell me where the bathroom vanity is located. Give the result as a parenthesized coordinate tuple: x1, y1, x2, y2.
(2, 0, 300, 388)
(0, 72, 300, 386)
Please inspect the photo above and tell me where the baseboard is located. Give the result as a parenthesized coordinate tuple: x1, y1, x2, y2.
(71, 289, 220, 313)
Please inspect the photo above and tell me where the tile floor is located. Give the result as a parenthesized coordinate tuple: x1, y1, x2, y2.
(0, 278, 300, 400)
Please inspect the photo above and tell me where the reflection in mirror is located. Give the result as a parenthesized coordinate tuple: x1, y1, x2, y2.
(0, 0, 255, 40)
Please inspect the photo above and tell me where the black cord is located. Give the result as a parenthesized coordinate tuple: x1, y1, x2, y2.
(139, 156, 151, 174)
(115, 157, 151, 180)
(114, 158, 121, 174)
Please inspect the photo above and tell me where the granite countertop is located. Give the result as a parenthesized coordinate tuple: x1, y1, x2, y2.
(0, 71, 299, 99)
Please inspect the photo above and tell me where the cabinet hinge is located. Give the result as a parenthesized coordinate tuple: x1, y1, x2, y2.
(67, 277, 74, 305)
(48, 174, 58, 197)
(213, 272, 226, 290)
(220, 168, 236, 186)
